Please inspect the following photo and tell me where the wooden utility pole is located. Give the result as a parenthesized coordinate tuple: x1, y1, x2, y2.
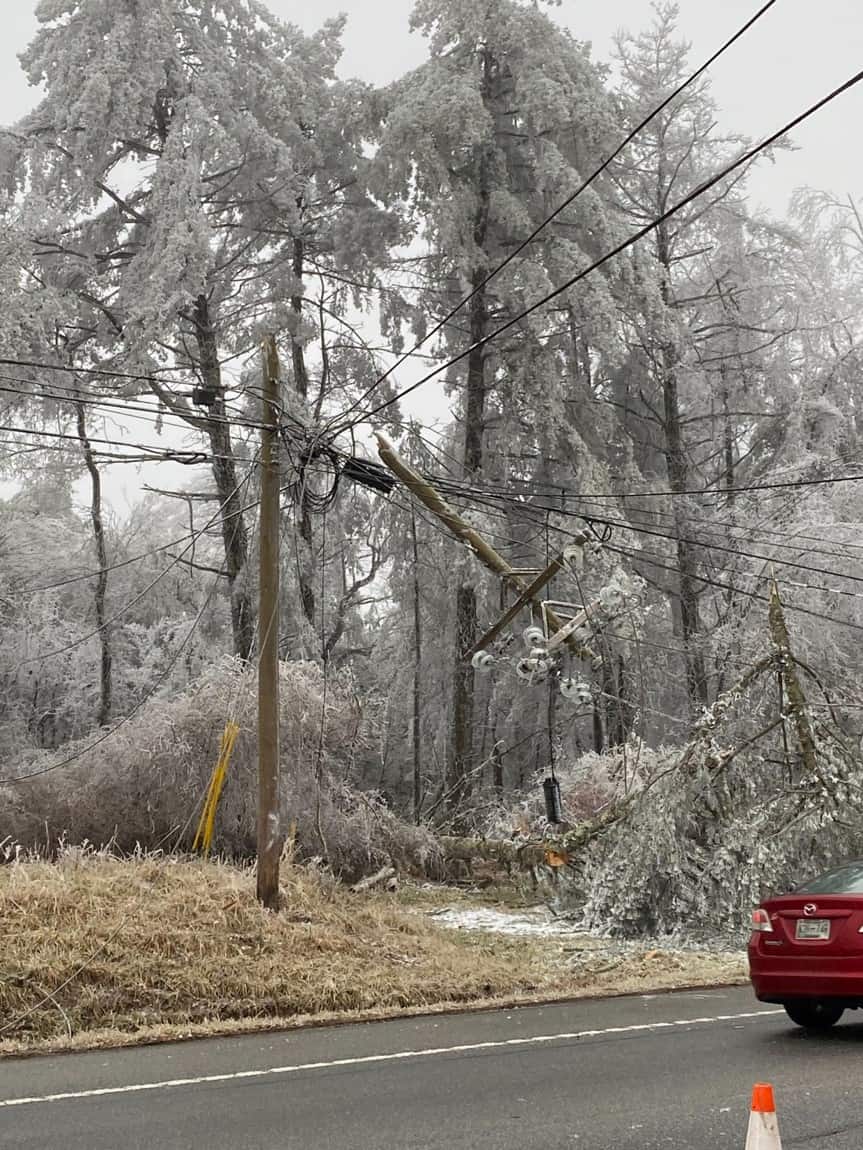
(257, 335, 281, 909)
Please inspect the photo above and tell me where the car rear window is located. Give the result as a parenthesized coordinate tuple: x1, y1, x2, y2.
(795, 863, 863, 894)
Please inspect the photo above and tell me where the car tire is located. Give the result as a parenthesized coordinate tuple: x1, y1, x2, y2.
(783, 1000, 844, 1030)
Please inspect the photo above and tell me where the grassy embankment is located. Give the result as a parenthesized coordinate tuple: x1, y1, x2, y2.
(0, 855, 746, 1056)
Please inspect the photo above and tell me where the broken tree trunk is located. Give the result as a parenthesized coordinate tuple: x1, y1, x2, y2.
(350, 866, 397, 893)
(439, 798, 634, 870)
(768, 579, 819, 779)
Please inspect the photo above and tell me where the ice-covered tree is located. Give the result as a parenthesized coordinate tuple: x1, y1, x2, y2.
(2, 0, 393, 660)
(373, 0, 624, 810)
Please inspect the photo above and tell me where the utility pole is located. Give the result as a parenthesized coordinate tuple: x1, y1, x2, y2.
(257, 335, 281, 909)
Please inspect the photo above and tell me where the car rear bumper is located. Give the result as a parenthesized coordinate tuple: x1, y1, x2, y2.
(749, 945, 863, 1004)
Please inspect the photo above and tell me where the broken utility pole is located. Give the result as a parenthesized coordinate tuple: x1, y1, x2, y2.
(257, 335, 281, 910)
(374, 433, 588, 660)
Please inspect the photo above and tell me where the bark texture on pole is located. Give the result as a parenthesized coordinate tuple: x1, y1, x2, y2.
(257, 335, 282, 910)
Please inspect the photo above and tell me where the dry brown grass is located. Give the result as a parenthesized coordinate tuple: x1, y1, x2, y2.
(0, 856, 747, 1057)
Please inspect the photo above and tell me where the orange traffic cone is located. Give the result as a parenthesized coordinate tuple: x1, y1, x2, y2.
(745, 1084, 782, 1149)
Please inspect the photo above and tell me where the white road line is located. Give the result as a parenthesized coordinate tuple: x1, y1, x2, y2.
(0, 1009, 783, 1110)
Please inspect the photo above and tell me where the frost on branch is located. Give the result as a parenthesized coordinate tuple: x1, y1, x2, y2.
(577, 641, 863, 937)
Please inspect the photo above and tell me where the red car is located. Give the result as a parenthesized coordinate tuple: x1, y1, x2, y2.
(748, 861, 863, 1029)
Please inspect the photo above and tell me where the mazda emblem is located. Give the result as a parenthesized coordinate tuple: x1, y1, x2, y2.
(803, 903, 817, 916)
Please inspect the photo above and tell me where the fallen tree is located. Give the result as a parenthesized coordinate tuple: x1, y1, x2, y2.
(439, 798, 635, 873)
(441, 584, 863, 934)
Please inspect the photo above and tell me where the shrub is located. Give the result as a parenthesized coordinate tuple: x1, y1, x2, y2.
(0, 657, 440, 880)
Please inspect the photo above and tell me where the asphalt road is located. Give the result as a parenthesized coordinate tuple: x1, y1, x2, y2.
(2, 986, 863, 1149)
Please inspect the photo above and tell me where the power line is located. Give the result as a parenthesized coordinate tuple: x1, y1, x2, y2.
(427, 475, 863, 588)
(391, 474, 863, 636)
(385, 478, 863, 706)
(432, 465, 863, 503)
(330, 0, 779, 433)
(341, 64, 863, 433)
(14, 532, 201, 594)
(0, 355, 223, 388)
(1, 564, 224, 784)
(10, 500, 262, 596)
(609, 535, 863, 605)
(555, 494, 863, 562)
(6, 470, 318, 598)
(0, 421, 259, 467)
(0, 432, 187, 467)
(406, 433, 863, 559)
(605, 540, 863, 636)
(0, 374, 268, 433)
(449, 467, 863, 562)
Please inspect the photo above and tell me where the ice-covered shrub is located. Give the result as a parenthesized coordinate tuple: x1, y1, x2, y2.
(0, 657, 440, 880)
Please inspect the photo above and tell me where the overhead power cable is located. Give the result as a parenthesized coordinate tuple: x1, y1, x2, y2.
(0, 374, 268, 433)
(0, 355, 214, 387)
(604, 540, 863, 636)
(429, 477, 863, 589)
(330, 0, 780, 432)
(0, 421, 259, 467)
(341, 64, 863, 433)
(391, 473, 863, 636)
(428, 466, 863, 503)
(571, 498, 863, 565)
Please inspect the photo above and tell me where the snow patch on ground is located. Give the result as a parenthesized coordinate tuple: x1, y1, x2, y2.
(429, 905, 589, 939)
(425, 903, 748, 986)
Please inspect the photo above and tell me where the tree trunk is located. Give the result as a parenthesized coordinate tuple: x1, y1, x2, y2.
(411, 510, 423, 825)
(290, 235, 309, 402)
(288, 234, 317, 630)
(447, 45, 494, 815)
(616, 654, 635, 745)
(193, 295, 255, 661)
(449, 584, 478, 811)
(75, 400, 112, 727)
(656, 227, 708, 712)
(768, 583, 819, 780)
(721, 365, 735, 502)
(492, 740, 504, 797)
(592, 701, 604, 752)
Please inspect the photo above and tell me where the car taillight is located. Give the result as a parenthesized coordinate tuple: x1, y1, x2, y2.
(751, 908, 773, 933)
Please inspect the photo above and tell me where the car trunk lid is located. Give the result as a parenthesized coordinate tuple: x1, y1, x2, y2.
(763, 894, 863, 956)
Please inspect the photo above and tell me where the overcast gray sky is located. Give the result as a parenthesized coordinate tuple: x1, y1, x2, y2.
(3, 0, 861, 212)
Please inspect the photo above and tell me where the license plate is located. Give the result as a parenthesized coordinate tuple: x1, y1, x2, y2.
(796, 918, 830, 940)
